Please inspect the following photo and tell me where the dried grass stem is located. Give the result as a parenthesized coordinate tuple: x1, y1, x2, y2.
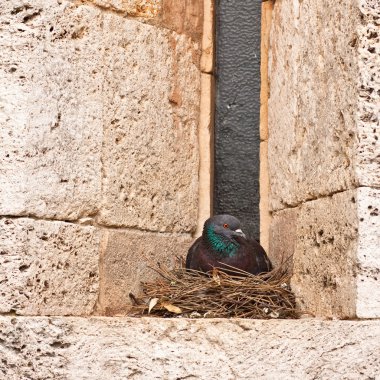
(129, 261, 299, 319)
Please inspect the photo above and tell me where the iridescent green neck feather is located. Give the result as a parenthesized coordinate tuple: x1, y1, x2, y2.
(205, 226, 239, 257)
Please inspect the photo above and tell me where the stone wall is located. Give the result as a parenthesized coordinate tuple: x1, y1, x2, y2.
(268, 0, 380, 318)
(0, 0, 204, 315)
(1, 0, 380, 378)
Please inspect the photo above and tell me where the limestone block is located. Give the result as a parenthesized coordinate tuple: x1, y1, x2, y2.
(1, 317, 380, 379)
(273, 188, 380, 318)
(268, 0, 369, 210)
(98, 230, 193, 315)
(269, 206, 298, 270)
(356, 187, 380, 318)
(0, 1, 201, 231)
(98, 16, 200, 233)
(0, 218, 100, 315)
(0, 317, 71, 379)
(356, 1, 380, 187)
(291, 190, 358, 318)
(90, 0, 203, 42)
(88, 0, 160, 17)
(0, 1, 103, 220)
(161, 0, 203, 42)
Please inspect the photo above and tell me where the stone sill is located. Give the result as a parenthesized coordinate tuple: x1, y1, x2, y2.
(1, 316, 379, 379)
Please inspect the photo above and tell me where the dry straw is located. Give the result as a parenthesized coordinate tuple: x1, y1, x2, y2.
(129, 259, 299, 319)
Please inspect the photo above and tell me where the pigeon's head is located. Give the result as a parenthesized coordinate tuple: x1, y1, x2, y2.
(203, 215, 246, 251)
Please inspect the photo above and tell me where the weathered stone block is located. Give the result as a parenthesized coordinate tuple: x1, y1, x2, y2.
(269, 206, 298, 270)
(161, 0, 203, 42)
(0, 218, 100, 315)
(0, 1, 103, 220)
(98, 16, 200, 233)
(271, 188, 380, 318)
(1, 317, 380, 379)
(268, 0, 378, 210)
(0, 1, 201, 232)
(356, 0, 380, 187)
(0, 317, 70, 379)
(97, 230, 193, 315)
(89, 0, 160, 17)
(356, 187, 380, 318)
(291, 191, 358, 318)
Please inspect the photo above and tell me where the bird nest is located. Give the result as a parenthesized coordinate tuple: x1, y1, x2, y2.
(128, 259, 299, 319)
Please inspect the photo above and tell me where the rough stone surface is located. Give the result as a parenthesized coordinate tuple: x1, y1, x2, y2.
(161, 0, 203, 42)
(98, 16, 200, 233)
(269, 206, 298, 271)
(356, 0, 380, 187)
(0, 218, 100, 316)
(1, 317, 380, 379)
(270, 188, 380, 318)
(0, 1, 201, 232)
(267, 0, 380, 319)
(88, 0, 204, 42)
(291, 190, 358, 318)
(268, 0, 364, 210)
(356, 187, 380, 318)
(88, 0, 160, 17)
(0, 0, 103, 220)
(98, 230, 193, 315)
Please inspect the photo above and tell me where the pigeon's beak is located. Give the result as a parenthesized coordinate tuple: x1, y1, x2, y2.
(233, 229, 246, 239)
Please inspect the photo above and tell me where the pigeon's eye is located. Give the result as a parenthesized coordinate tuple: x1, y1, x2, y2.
(223, 223, 229, 229)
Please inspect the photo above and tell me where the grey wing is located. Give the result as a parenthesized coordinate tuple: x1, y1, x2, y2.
(259, 251, 273, 272)
(185, 237, 202, 269)
(258, 249, 272, 272)
(251, 239, 273, 272)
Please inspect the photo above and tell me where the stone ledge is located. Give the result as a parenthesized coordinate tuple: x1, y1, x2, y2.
(0, 317, 379, 379)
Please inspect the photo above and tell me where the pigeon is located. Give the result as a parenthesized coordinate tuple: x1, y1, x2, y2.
(186, 214, 272, 276)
